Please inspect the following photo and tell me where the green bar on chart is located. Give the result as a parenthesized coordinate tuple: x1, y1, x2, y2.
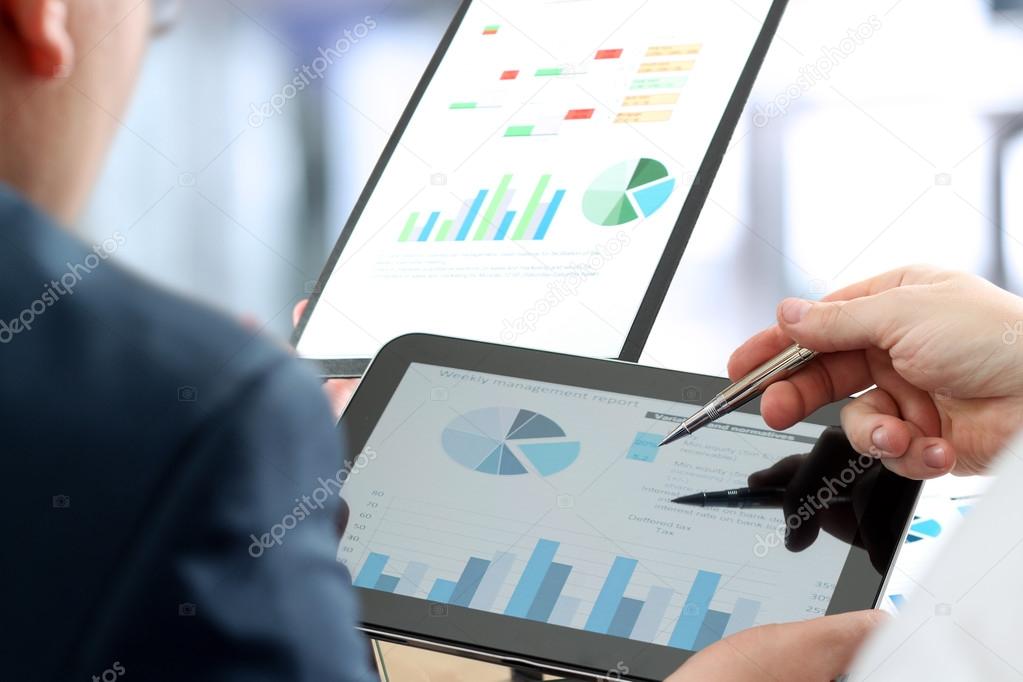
(436, 219, 454, 241)
(474, 174, 513, 240)
(450, 102, 478, 109)
(512, 175, 551, 240)
(535, 67, 564, 77)
(399, 212, 420, 242)
(505, 125, 535, 137)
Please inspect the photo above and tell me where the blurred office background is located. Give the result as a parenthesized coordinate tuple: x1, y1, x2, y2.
(81, 0, 1023, 375)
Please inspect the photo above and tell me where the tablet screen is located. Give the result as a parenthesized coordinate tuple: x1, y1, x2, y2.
(341, 362, 856, 656)
(297, 0, 775, 362)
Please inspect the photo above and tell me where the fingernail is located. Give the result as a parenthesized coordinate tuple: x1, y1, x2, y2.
(871, 427, 891, 456)
(924, 445, 948, 469)
(780, 298, 812, 324)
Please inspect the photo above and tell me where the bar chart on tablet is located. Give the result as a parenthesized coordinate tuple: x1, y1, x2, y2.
(398, 174, 567, 243)
(345, 496, 788, 651)
(295, 0, 784, 361)
(355, 539, 765, 650)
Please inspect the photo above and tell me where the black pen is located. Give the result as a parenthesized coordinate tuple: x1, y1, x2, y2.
(673, 486, 852, 509)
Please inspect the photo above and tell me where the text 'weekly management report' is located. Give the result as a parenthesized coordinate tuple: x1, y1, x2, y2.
(298, 0, 773, 359)
(341, 364, 852, 651)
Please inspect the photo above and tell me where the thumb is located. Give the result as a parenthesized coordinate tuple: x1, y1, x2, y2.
(790, 610, 889, 679)
(777, 292, 907, 353)
(669, 610, 887, 682)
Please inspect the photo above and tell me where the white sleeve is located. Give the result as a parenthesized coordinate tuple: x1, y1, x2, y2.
(847, 432, 1023, 681)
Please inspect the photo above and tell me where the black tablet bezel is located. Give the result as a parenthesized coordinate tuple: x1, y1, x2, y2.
(293, 0, 792, 378)
(337, 334, 921, 681)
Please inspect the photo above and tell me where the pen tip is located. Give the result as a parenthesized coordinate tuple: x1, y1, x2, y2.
(659, 428, 690, 447)
(672, 494, 701, 505)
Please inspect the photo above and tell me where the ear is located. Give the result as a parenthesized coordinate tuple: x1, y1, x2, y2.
(4, 0, 75, 78)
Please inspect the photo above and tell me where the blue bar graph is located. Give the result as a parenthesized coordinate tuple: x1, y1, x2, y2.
(533, 190, 565, 240)
(608, 597, 644, 638)
(428, 578, 457, 603)
(527, 562, 572, 622)
(399, 174, 565, 243)
(506, 539, 560, 617)
(456, 190, 489, 241)
(417, 212, 441, 242)
(357, 541, 763, 652)
(375, 574, 400, 593)
(451, 557, 491, 607)
(669, 570, 722, 649)
(354, 553, 389, 588)
(694, 610, 731, 650)
(585, 557, 638, 633)
(495, 210, 517, 240)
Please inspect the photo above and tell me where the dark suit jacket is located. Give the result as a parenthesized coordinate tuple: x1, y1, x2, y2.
(0, 185, 377, 681)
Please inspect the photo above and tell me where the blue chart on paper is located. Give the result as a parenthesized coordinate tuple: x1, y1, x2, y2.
(442, 407, 581, 477)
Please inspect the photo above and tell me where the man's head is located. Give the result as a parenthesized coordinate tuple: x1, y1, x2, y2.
(0, 0, 151, 225)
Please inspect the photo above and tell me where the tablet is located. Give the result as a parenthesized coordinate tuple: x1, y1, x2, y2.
(336, 335, 921, 681)
(295, 0, 789, 376)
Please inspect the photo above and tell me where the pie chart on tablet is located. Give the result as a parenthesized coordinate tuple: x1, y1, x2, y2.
(582, 158, 676, 226)
(442, 408, 581, 477)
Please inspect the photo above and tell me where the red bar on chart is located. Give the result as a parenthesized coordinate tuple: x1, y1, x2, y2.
(483, 25, 500, 35)
(565, 109, 595, 120)
(501, 70, 520, 80)
(595, 49, 624, 60)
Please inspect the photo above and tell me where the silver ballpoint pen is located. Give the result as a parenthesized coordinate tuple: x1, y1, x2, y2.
(659, 344, 819, 447)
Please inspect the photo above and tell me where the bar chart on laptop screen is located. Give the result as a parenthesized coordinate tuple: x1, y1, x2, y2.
(340, 365, 851, 652)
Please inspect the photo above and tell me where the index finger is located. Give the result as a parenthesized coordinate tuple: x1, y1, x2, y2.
(727, 265, 945, 380)
(821, 265, 947, 303)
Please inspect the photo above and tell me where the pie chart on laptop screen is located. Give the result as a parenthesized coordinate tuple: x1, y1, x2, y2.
(582, 157, 677, 227)
(442, 408, 581, 477)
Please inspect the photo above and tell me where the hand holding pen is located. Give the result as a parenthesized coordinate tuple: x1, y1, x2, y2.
(713, 269, 1023, 480)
